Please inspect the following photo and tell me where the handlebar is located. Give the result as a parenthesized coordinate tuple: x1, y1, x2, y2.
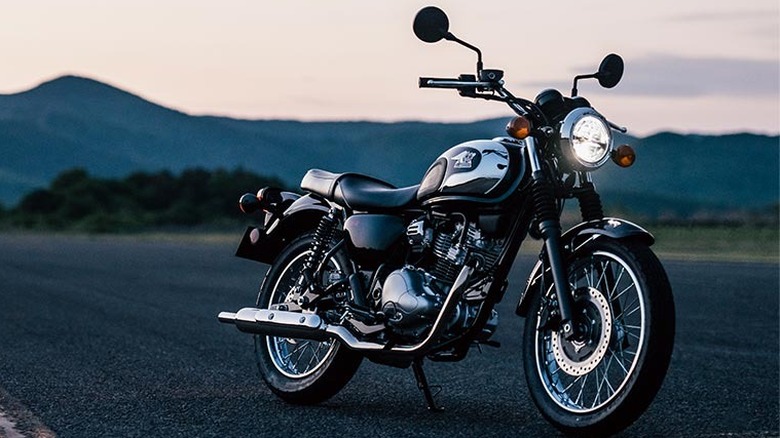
(418, 75, 554, 126)
(419, 77, 495, 89)
(419, 74, 627, 134)
(420, 75, 534, 118)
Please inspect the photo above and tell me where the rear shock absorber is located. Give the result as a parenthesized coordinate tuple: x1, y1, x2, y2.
(298, 208, 340, 298)
(306, 208, 339, 272)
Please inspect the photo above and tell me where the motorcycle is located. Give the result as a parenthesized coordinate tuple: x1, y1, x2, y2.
(218, 6, 675, 436)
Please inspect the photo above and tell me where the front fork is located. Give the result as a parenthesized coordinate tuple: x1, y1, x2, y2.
(525, 138, 577, 339)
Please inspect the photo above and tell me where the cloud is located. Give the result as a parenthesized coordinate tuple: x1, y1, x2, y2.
(667, 9, 777, 22)
(521, 55, 779, 98)
(617, 55, 778, 97)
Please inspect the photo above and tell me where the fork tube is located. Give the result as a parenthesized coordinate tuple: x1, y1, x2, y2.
(525, 138, 575, 336)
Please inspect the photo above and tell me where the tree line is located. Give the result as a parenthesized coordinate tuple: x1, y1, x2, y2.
(1, 167, 775, 233)
(0, 168, 286, 232)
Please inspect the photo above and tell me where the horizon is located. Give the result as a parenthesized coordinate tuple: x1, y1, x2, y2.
(5, 73, 779, 139)
(0, 71, 776, 215)
(1, 0, 778, 137)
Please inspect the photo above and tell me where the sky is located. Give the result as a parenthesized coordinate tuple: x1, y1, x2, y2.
(0, 0, 778, 136)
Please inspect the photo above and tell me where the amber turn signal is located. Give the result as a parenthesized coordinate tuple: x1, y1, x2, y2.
(612, 144, 636, 167)
(506, 116, 532, 139)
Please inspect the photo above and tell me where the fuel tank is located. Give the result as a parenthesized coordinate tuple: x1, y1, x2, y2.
(417, 138, 526, 205)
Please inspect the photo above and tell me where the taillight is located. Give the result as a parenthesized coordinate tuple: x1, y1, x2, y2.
(239, 187, 284, 214)
(239, 193, 261, 214)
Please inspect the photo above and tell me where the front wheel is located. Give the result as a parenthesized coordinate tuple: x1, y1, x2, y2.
(254, 233, 362, 405)
(523, 239, 675, 436)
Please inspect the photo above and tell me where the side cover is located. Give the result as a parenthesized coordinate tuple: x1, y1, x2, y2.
(343, 214, 406, 268)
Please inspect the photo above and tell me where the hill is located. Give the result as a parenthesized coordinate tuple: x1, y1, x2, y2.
(597, 132, 778, 219)
(0, 75, 777, 220)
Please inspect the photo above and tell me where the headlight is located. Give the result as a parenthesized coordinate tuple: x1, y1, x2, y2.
(559, 108, 613, 169)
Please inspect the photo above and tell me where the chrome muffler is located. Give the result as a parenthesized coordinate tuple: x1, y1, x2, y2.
(218, 308, 330, 341)
(218, 307, 386, 350)
(218, 264, 474, 354)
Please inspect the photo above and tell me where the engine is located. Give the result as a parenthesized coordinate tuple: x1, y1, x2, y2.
(375, 216, 504, 341)
(428, 219, 503, 283)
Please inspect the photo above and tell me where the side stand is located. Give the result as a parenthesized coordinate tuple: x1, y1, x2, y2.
(411, 358, 444, 412)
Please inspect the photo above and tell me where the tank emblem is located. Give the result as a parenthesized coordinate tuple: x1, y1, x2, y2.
(452, 149, 478, 170)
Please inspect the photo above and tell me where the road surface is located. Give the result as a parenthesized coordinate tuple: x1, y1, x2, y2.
(0, 234, 777, 437)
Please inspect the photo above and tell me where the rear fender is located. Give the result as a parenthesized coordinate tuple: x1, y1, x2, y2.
(235, 194, 331, 264)
(514, 217, 654, 316)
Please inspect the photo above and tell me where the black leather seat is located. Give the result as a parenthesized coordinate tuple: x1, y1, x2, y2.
(301, 169, 419, 211)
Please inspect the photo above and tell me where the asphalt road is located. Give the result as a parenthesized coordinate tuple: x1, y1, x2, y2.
(0, 234, 777, 437)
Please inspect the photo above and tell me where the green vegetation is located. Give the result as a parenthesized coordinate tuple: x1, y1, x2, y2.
(1, 167, 284, 232)
(652, 225, 779, 263)
(514, 224, 778, 263)
(2, 167, 777, 263)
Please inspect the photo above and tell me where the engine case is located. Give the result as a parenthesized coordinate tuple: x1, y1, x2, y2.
(380, 267, 443, 338)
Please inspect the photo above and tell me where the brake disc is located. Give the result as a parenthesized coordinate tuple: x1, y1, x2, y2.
(551, 287, 612, 376)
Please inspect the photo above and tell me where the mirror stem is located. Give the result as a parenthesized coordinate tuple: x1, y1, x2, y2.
(571, 73, 596, 97)
(445, 32, 483, 75)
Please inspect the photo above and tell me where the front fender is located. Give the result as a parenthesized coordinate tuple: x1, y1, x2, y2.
(235, 194, 331, 264)
(514, 217, 654, 317)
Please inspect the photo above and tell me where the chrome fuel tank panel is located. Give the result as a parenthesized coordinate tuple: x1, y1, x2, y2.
(418, 138, 525, 205)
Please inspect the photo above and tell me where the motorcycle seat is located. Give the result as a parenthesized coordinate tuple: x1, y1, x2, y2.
(301, 169, 419, 211)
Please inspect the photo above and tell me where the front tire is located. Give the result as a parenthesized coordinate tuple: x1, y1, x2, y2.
(254, 233, 362, 405)
(523, 239, 675, 436)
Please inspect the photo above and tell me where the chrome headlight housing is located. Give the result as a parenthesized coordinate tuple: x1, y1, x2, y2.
(559, 108, 613, 170)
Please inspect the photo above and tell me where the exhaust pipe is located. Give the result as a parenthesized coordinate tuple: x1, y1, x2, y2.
(218, 264, 474, 354)
(218, 307, 386, 350)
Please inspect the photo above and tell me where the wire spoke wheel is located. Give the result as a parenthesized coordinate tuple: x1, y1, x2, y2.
(264, 250, 339, 379)
(253, 233, 362, 405)
(523, 239, 674, 436)
(536, 250, 644, 412)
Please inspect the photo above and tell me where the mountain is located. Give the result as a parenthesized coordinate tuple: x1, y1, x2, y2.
(597, 132, 779, 218)
(0, 75, 777, 220)
(0, 76, 506, 203)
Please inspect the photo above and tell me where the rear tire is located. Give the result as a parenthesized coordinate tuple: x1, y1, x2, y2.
(254, 233, 362, 405)
(523, 239, 675, 436)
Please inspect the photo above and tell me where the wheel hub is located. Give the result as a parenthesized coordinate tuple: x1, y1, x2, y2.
(551, 287, 612, 376)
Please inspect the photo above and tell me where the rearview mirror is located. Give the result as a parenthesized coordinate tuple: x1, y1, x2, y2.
(596, 54, 624, 89)
(413, 6, 450, 43)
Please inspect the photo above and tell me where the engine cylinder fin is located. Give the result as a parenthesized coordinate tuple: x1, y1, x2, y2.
(431, 230, 460, 283)
(429, 221, 503, 283)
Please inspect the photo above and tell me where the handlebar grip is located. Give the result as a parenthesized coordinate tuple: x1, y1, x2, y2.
(419, 77, 462, 88)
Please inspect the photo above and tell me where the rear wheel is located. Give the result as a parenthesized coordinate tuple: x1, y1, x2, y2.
(254, 233, 362, 404)
(523, 239, 675, 436)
